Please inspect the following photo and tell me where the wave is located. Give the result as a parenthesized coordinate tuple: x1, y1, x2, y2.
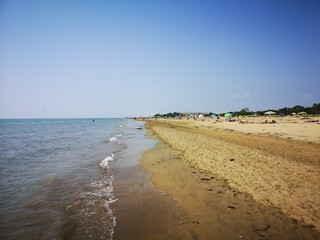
(99, 154, 115, 169)
(109, 136, 118, 142)
(109, 134, 123, 142)
(74, 174, 117, 239)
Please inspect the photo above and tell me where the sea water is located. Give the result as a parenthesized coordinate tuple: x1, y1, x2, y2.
(0, 118, 152, 239)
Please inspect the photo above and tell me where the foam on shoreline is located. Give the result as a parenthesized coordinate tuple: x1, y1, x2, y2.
(99, 154, 115, 169)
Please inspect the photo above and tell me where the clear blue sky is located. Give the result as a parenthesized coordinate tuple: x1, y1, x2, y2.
(1, 0, 319, 118)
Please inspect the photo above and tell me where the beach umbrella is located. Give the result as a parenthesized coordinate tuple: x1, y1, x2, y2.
(211, 113, 217, 117)
(298, 112, 307, 115)
(224, 113, 232, 118)
(264, 111, 276, 115)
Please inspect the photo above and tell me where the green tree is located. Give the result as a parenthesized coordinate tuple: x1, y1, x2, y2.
(239, 108, 250, 115)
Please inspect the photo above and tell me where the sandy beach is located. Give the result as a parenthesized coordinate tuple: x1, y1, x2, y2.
(138, 118, 320, 239)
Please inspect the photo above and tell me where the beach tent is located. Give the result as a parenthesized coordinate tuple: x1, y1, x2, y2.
(211, 113, 218, 117)
(224, 113, 232, 118)
(264, 111, 276, 115)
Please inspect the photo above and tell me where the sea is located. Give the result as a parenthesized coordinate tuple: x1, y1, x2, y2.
(0, 118, 155, 240)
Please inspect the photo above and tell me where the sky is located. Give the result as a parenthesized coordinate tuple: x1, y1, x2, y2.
(0, 0, 319, 118)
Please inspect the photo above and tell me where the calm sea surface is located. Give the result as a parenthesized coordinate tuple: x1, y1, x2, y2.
(0, 118, 152, 239)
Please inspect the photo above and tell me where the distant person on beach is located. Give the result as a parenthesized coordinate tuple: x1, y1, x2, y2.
(262, 120, 276, 124)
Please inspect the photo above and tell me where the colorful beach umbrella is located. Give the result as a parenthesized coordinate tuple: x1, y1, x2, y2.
(224, 113, 232, 118)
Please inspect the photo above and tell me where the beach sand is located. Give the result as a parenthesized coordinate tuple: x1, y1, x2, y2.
(137, 118, 320, 239)
(112, 165, 187, 240)
(199, 116, 320, 143)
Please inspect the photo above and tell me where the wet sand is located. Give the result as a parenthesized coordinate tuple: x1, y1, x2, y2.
(112, 165, 190, 240)
(137, 119, 320, 239)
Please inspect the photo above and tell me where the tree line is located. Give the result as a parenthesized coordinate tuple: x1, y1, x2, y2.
(236, 103, 320, 116)
(153, 103, 320, 118)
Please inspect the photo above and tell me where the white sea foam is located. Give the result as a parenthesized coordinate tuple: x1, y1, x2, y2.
(107, 198, 118, 204)
(109, 136, 117, 142)
(78, 173, 117, 239)
(104, 203, 117, 238)
(99, 154, 115, 169)
(109, 134, 122, 141)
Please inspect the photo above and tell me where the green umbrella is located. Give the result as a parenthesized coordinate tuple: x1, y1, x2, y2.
(264, 111, 276, 115)
(224, 113, 232, 118)
(298, 112, 307, 115)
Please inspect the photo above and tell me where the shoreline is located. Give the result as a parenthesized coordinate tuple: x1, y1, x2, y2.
(111, 123, 188, 239)
(112, 165, 187, 240)
(139, 119, 320, 239)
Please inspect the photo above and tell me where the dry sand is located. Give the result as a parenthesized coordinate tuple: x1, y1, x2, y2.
(199, 116, 320, 143)
(140, 118, 320, 239)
